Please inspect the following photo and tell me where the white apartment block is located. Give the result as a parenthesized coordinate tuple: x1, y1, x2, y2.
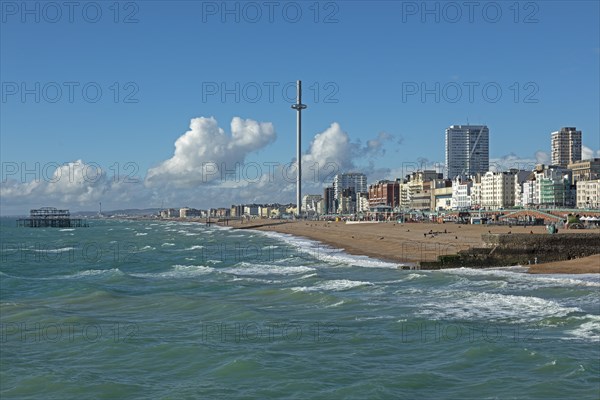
(521, 180, 537, 207)
(480, 170, 528, 209)
(576, 180, 600, 209)
(451, 178, 473, 210)
(358, 194, 370, 213)
(399, 182, 411, 209)
(302, 194, 323, 213)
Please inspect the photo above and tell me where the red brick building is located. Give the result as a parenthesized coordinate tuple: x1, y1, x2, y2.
(368, 180, 400, 208)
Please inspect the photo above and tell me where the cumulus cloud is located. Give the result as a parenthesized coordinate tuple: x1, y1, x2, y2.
(1, 119, 406, 214)
(301, 122, 357, 172)
(582, 145, 600, 161)
(206, 122, 401, 200)
(1, 160, 108, 202)
(301, 123, 398, 174)
(0, 160, 147, 214)
(145, 117, 276, 188)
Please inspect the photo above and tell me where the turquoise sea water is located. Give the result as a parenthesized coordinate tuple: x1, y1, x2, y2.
(1, 218, 599, 399)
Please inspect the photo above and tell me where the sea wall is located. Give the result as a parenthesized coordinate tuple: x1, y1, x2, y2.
(419, 233, 600, 269)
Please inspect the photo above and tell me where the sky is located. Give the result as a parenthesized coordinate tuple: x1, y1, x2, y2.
(1, 0, 599, 215)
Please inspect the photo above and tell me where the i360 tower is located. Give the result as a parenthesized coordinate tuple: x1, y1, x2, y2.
(291, 80, 307, 217)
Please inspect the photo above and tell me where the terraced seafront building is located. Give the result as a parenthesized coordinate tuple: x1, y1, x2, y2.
(568, 158, 600, 182)
(368, 180, 400, 208)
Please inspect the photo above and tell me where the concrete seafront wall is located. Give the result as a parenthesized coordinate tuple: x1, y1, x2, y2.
(420, 233, 600, 269)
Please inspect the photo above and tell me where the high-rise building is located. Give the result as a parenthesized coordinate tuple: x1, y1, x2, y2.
(333, 173, 367, 201)
(551, 127, 582, 167)
(445, 125, 489, 179)
(323, 187, 335, 215)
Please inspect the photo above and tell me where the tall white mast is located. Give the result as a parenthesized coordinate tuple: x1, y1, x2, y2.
(291, 80, 307, 217)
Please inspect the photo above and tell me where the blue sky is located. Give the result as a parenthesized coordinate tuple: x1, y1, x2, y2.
(1, 0, 599, 214)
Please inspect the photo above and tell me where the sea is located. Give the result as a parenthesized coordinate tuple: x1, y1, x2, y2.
(1, 218, 599, 399)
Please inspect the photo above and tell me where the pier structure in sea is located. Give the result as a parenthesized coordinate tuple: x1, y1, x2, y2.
(17, 207, 89, 228)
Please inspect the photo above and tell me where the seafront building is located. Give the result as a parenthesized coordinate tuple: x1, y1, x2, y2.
(478, 170, 529, 209)
(451, 177, 473, 210)
(333, 173, 367, 200)
(215, 208, 230, 217)
(399, 181, 410, 209)
(568, 158, 600, 182)
(243, 204, 260, 216)
(470, 174, 483, 208)
(160, 208, 179, 218)
(551, 127, 582, 167)
(518, 165, 574, 208)
(230, 205, 243, 217)
(405, 170, 441, 210)
(445, 125, 489, 179)
(410, 181, 432, 210)
(302, 194, 323, 214)
(358, 193, 370, 213)
(323, 187, 336, 215)
(430, 179, 453, 211)
(337, 187, 357, 214)
(368, 180, 400, 208)
(331, 173, 368, 214)
(480, 171, 513, 209)
(179, 207, 202, 218)
(576, 180, 600, 209)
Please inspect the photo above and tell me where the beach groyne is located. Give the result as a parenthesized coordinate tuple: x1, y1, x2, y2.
(420, 233, 600, 269)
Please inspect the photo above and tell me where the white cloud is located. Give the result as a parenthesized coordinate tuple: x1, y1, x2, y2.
(582, 145, 600, 161)
(43, 161, 109, 202)
(301, 122, 357, 172)
(145, 117, 276, 188)
(1, 119, 406, 214)
(0, 160, 147, 214)
(0, 160, 109, 202)
(300, 123, 398, 176)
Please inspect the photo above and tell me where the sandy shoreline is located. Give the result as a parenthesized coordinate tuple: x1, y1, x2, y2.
(218, 219, 600, 274)
(527, 254, 600, 274)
